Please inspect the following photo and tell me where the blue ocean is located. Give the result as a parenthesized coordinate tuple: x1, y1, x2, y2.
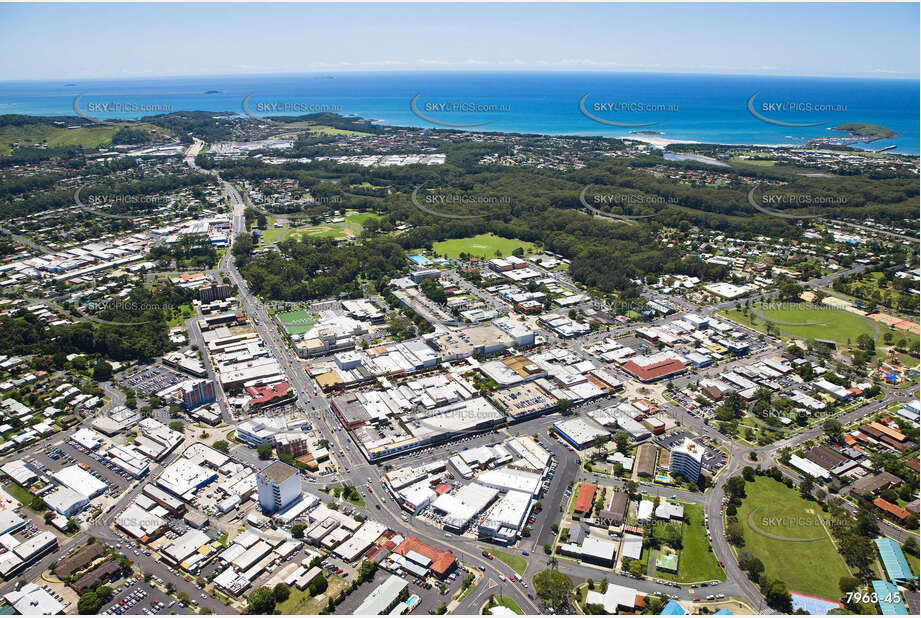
(0, 72, 917, 154)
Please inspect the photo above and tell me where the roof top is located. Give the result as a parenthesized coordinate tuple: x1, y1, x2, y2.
(258, 460, 298, 484)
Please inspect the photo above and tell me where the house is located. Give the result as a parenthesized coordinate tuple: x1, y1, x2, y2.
(873, 497, 910, 522)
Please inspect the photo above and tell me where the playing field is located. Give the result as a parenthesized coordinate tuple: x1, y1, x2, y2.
(433, 234, 536, 259)
(276, 309, 316, 335)
(724, 303, 878, 344)
(736, 477, 851, 599)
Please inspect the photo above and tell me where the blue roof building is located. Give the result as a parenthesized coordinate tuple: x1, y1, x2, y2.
(872, 580, 908, 615)
(875, 537, 918, 585)
(660, 600, 686, 615)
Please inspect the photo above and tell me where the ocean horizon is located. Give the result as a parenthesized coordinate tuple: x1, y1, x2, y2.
(0, 71, 918, 154)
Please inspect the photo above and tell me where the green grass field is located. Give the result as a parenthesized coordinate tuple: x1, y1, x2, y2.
(678, 503, 725, 583)
(274, 121, 373, 137)
(433, 234, 536, 259)
(722, 304, 878, 344)
(482, 547, 527, 575)
(276, 309, 316, 335)
(3, 483, 32, 507)
(737, 477, 851, 599)
(0, 122, 171, 155)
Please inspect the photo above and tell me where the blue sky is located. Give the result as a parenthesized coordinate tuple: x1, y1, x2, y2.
(0, 2, 917, 80)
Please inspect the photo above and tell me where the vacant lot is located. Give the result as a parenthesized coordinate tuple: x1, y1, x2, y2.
(275, 575, 347, 614)
(678, 503, 725, 583)
(433, 234, 536, 259)
(737, 476, 851, 599)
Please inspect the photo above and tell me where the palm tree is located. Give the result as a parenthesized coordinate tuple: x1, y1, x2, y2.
(548, 556, 558, 571)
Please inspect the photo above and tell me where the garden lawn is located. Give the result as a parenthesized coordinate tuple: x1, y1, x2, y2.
(736, 476, 851, 599)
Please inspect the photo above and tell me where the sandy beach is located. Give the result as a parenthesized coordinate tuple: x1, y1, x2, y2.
(619, 134, 700, 148)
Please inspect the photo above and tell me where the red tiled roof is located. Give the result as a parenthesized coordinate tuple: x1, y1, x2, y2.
(574, 483, 596, 514)
(874, 497, 909, 520)
(622, 358, 686, 382)
(245, 381, 292, 406)
(393, 537, 457, 576)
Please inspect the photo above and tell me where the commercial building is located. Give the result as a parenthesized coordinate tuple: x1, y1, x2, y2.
(44, 487, 90, 517)
(0, 531, 57, 578)
(622, 353, 687, 383)
(52, 465, 107, 498)
(256, 461, 301, 513)
(157, 458, 218, 501)
(478, 490, 532, 544)
(391, 537, 457, 579)
(352, 574, 408, 615)
(160, 529, 211, 568)
(560, 537, 617, 568)
(553, 417, 609, 449)
(584, 583, 641, 613)
(788, 455, 831, 481)
(4, 582, 64, 615)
